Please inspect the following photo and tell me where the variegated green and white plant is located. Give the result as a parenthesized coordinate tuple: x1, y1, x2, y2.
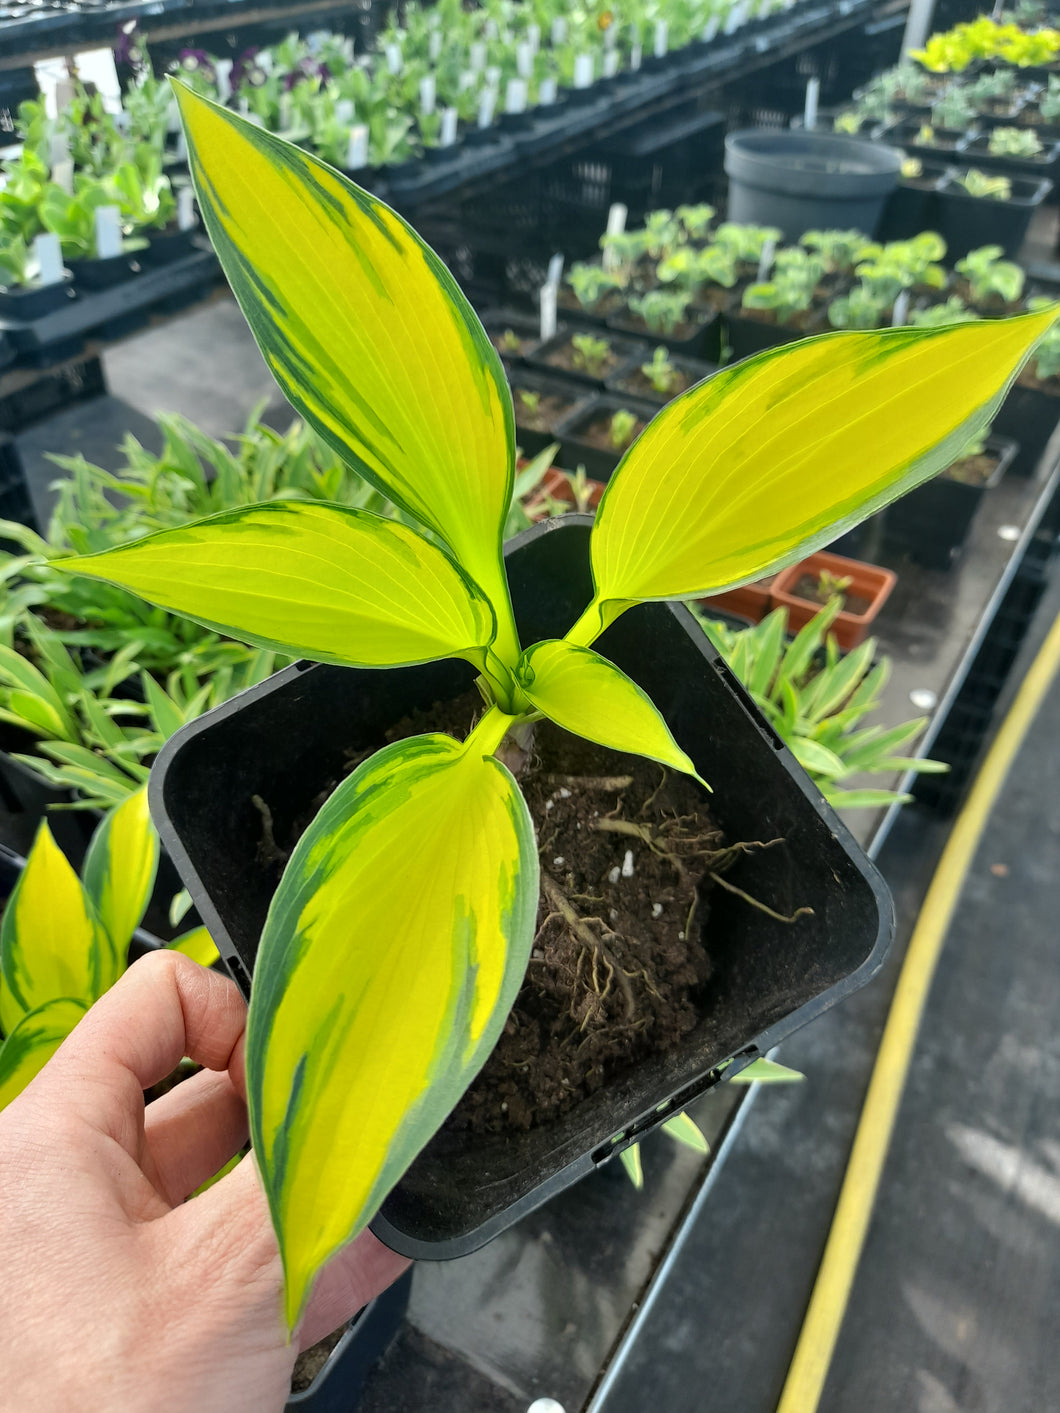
(48, 83, 1058, 1329)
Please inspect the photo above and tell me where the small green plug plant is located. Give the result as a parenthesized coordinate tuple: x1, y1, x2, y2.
(627, 288, 691, 335)
(956, 168, 1013, 199)
(674, 203, 716, 242)
(956, 244, 1026, 306)
(828, 282, 889, 331)
(641, 346, 681, 395)
(1027, 296, 1060, 379)
(608, 408, 639, 451)
(566, 261, 625, 310)
(0, 797, 217, 1111)
(910, 296, 979, 328)
(931, 89, 977, 131)
(811, 568, 854, 604)
(968, 69, 1018, 109)
(498, 328, 523, 355)
(742, 252, 824, 327)
(48, 84, 1055, 1330)
(570, 332, 613, 377)
(697, 603, 948, 809)
(988, 125, 1044, 158)
(516, 389, 542, 417)
(800, 229, 877, 274)
(1039, 75, 1060, 123)
(712, 222, 783, 268)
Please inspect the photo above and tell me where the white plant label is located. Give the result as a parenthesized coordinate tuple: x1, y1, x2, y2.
(602, 203, 628, 271)
(470, 41, 487, 71)
(34, 233, 64, 286)
(258, 51, 273, 73)
(52, 159, 74, 195)
(243, 112, 264, 127)
(279, 94, 292, 130)
(603, 50, 620, 77)
(725, 3, 750, 34)
(177, 186, 197, 231)
(440, 107, 459, 146)
(335, 98, 355, 124)
(538, 76, 558, 105)
(458, 70, 476, 91)
(49, 131, 69, 167)
(485, 64, 502, 86)
(477, 87, 497, 128)
(539, 281, 558, 341)
(346, 124, 369, 169)
(517, 41, 534, 78)
(73, 47, 121, 111)
(547, 252, 565, 288)
(420, 74, 436, 114)
(506, 78, 528, 114)
(630, 43, 643, 70)
(429, 30, 443, 60)
(757, 236, 777, 282)
(484, 18, 498, 39)
(573, 53, 594, 88)
(215, 58, 233, 102)
(551, 16, 568, 43)
(527, 23, 541, 52)
(803, 77, 820, 130)
(654, 20, 669, 56)
(174, 129, 188, 162)
(238, 96, 249, 116)
(166, 98, 181, 133)
(891, 291, 910, 327)
(94, 205, 123, 260)
(385, 43, 403, 75)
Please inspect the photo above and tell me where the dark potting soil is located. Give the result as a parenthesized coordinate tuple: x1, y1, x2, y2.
(514, 391, 578, 432)
(945, 450, 1001, 486)
(612, 366, 695, 401)
(543, 339, 624, 380)
(791, 575, 872, 618)
(571, 411, 647, 457)
(257, 689, 756, 1138)
(291, 1323, 349, 1393)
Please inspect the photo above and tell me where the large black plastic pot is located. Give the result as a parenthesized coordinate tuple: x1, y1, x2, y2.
(285, 1269, 411, 1411)
(883, 434, 1018, 570)
(149, 518, 894, 1260)
(724, 129, 902, 240)
(875, 162, 947, 243)
(934, 171, 1052, 260)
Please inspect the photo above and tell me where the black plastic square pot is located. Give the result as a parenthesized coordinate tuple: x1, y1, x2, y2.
(553, 393, 656, 480)
(934, 171, 1052, 260)
(285, 1269, 411, 1411)
(882, 434, 1017, 569)
(605, 306, 722, 361)
(724, 311, 808, 362)
(875, 164, 947, 243)
(957, 132, 1060, 175)
(149, 519, 893, 1260)
(0, 276, 76, 322)
(479, 308, 544, 363)
(992, 379, 1060, 476)
(508, 367, 595, 460)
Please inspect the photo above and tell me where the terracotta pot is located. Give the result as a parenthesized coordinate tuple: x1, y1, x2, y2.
(698, 576, 777, 625)
(522, 465, 606, 520)
(770, 551, 896, 650)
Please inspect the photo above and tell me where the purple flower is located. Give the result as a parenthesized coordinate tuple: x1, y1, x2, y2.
(179, 49, 217, 83)
(231, 46, 264, 90)
(113, 19, 143, 68)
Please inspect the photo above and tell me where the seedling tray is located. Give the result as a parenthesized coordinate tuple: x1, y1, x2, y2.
(150, 518, 893, 1260)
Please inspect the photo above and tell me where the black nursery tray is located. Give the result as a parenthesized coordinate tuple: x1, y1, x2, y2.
(150, 518, 893, 1261)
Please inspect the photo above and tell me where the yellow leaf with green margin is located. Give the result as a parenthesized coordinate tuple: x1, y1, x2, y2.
(568, 310, 1058, 642)
(0, 998, 86, 1110)
(55, 502, 497, 675)
(515, 639, 705, 784)
(168, 926, 220, 968)
(0, 823, 112, 1031)
(248, 724, 539, 1327)
(82, 787, 159, 958)
(171, 83, 521, 668)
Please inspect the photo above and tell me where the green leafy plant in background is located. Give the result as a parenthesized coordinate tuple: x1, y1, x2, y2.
(909, 296, 980, 328)
(988, 125, 1044, 157)
(0, 795, 217, 1111)
(641, 347, 682, 396)
(48, 84, 1055, 1330)
(627, 288, 692, 335)
(956, 244, 1026, 306)
(566, 262, 626, 311)
(955, 168, 1013, 199)
(1039, 75, 1060, 123)
(1027, 296, 1060, 378)
(931, 88, 978, 131)
(742, 251, 824, 326)
(712, 221, 783, 270)
(571, 332, 613, 378)
(800, 229, 877, 274)
(608, 409, 640, 451)
(696, 603, 948, 809)
(827, 282, 890, 331)
(674, 203, 716, 242)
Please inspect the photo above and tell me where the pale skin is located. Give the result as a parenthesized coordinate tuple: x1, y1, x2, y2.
(0, 950, 410, 1412)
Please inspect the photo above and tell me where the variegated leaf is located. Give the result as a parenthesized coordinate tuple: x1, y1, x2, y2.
(0, 998, 86, 1109)
(247, 725, 539, 1327)
(82, 786, 159, 956)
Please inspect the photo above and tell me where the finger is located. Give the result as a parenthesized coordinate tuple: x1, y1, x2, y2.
(40, 951, 247, 1136)
(298, 1232, 412, 1352)
(144, 1067, 249, 1206)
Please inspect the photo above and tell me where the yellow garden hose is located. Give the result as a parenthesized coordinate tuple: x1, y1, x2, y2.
(777, 607, 1060, 1413)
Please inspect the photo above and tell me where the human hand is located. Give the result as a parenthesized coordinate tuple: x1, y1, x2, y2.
(0, 950, 410, 1413)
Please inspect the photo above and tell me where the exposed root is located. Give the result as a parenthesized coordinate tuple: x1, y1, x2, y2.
(544, 774, 634, 791)
(541, 873, 635, 1023)
(707, 871, 814, 924)
(252, 794, 289, 865)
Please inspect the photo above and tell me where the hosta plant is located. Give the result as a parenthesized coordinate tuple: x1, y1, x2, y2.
(988, 125, 1044, 158)
(50, 85, 1057, 1330)
(0, 793, 216, 1110)
(955, 168, 1013, 200)
(956, 244, 1026, 306)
